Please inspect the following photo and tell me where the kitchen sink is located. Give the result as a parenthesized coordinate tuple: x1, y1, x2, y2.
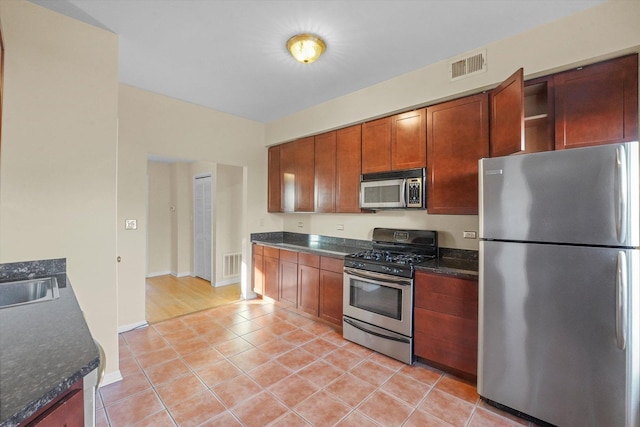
(0, 277, 60, 309)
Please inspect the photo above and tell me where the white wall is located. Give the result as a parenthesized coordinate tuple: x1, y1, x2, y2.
(0, 0, 119, 374)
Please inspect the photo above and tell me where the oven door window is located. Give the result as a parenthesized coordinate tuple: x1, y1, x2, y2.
(349, 278, 402, 320)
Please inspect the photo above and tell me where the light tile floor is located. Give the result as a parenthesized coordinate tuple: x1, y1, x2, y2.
(97, 300, 536, 427)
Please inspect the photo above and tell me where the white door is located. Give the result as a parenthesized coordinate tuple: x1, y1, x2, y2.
(194, 175, 212, 281)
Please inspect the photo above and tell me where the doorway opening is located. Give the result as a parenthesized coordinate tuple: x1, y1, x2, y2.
(145, 158, 242, 323)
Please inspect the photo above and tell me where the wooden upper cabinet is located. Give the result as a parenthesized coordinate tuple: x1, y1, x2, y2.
(281, 137, 315, 212)
(391, 108, 426, 170)
(490, 68, 524, 157)
(267, 145, 282, 212)
(554, 54, 638, 149)
(314, 131, 337, 213)
(427, 93, 489, 215)
(335, 124, 362, 213)
(361, 117, 391, 173)
(523, 76, 555, 154)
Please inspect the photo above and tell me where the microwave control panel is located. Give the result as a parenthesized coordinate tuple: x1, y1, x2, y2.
(406, 178, 422, 207)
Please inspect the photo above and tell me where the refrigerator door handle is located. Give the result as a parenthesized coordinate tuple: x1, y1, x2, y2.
(615, 145, 627, 244)
(615, 251, 627, 350)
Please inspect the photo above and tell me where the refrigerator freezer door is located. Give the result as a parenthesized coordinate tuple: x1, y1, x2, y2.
(479, 141, 639, 247)
(478, 241, 639, 427)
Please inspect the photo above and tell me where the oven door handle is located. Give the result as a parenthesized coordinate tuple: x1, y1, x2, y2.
(343, 267, 412, 286)
(343, 318, 410, 343)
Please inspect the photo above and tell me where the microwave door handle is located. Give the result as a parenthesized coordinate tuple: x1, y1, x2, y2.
(401, 179, 408, 207)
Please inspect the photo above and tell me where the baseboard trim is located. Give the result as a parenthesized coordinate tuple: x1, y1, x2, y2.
(146, 271, 171, 278)
(214, 277, 239, 287)
(100, 370, 123, 388)
(118, 321, 148, 333)
(175, 271, 193, 278)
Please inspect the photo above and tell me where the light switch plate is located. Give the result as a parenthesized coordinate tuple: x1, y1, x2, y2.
(125, 219, 137, 230)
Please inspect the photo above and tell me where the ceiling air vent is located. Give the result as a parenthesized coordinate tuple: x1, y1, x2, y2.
(449, 49, 487, 81)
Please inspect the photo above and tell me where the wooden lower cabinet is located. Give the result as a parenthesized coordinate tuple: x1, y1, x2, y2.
(414, 270, 478, 377)
(263, 247, 280, 300)
(298, 253, 320, 316)
(252, 245, 343, 325)
(20, 379, 83, 426)
(252, 244, 264, 295)
(318, 256, 344, 326)
(279, 250, 298, 306)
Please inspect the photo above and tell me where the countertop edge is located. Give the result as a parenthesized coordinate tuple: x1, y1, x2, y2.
(0, 260, 100, 427)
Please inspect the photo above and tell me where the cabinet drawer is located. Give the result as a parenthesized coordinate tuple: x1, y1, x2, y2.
(298, 253, 320, 268)
(279, 249, 298, 263)
(414, 307, 478, 348)
(320, 256, 343, 273)
(253, 244, 264, 256)
(414, 330, 477, 376)
(264, 246, 280, 259)
(415, 272, 478, 319)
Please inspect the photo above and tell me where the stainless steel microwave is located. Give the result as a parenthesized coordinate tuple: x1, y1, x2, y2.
(359, 168, 425, 210)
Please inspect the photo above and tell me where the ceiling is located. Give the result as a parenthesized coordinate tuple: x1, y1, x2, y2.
(32, 0, 605, 123)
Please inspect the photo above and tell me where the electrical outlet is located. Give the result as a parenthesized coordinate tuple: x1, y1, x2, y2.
(463, 231, 477, 239)
(297, 221, 304, 228)
(337, 224, 344, 231)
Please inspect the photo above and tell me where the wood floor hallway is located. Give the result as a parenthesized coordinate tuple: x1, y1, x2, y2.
(146, 275, 241, 323)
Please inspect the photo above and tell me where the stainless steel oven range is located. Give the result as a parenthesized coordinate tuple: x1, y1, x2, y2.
(343, 228, 438, 364)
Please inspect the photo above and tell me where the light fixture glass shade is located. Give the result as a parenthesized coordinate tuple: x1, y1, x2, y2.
(287, 34, 326, 64)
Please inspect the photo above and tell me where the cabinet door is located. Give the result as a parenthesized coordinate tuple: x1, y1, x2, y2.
(263, 255, 280, 300)
(298, 264, 320, 316)
(279, 250, 298, 306)
(554, 54, 638, 149)
(295, 136, 315, 212)
(252, 246, 264, 295)
(391, 108, 426, 170)
(490, 68, 524, 157)
(267, 145, 282, 212)
(335, 124, 362, 213)
(280, 142, 296, 213)
(427, 93, 489, 215)
(361, 116, 391, 174)
(280, 138, 315, 212)
(314, 131, 337, 213)
(319, 269, 343, 326)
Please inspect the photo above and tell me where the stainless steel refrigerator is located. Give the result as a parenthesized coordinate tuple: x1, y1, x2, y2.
(478, 141, 640, 427)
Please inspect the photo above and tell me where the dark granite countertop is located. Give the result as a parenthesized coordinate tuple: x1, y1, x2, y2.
(416, 248, 479, 280)
(251, 232, 479, 279)
(0, 259, 100, 427)
(251, 232, 371, 258)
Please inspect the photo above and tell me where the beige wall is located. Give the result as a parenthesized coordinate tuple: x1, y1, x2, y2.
(267, 0, 640, 250)
(214, 164, 243, 285)
(117, 85, 267, 335)
(0, 0, 119, 374)
(146, 162, 172, 275)
(170, 162, 192, 276)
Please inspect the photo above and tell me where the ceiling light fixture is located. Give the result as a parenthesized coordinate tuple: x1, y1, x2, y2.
(287, 34, 326, 64)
